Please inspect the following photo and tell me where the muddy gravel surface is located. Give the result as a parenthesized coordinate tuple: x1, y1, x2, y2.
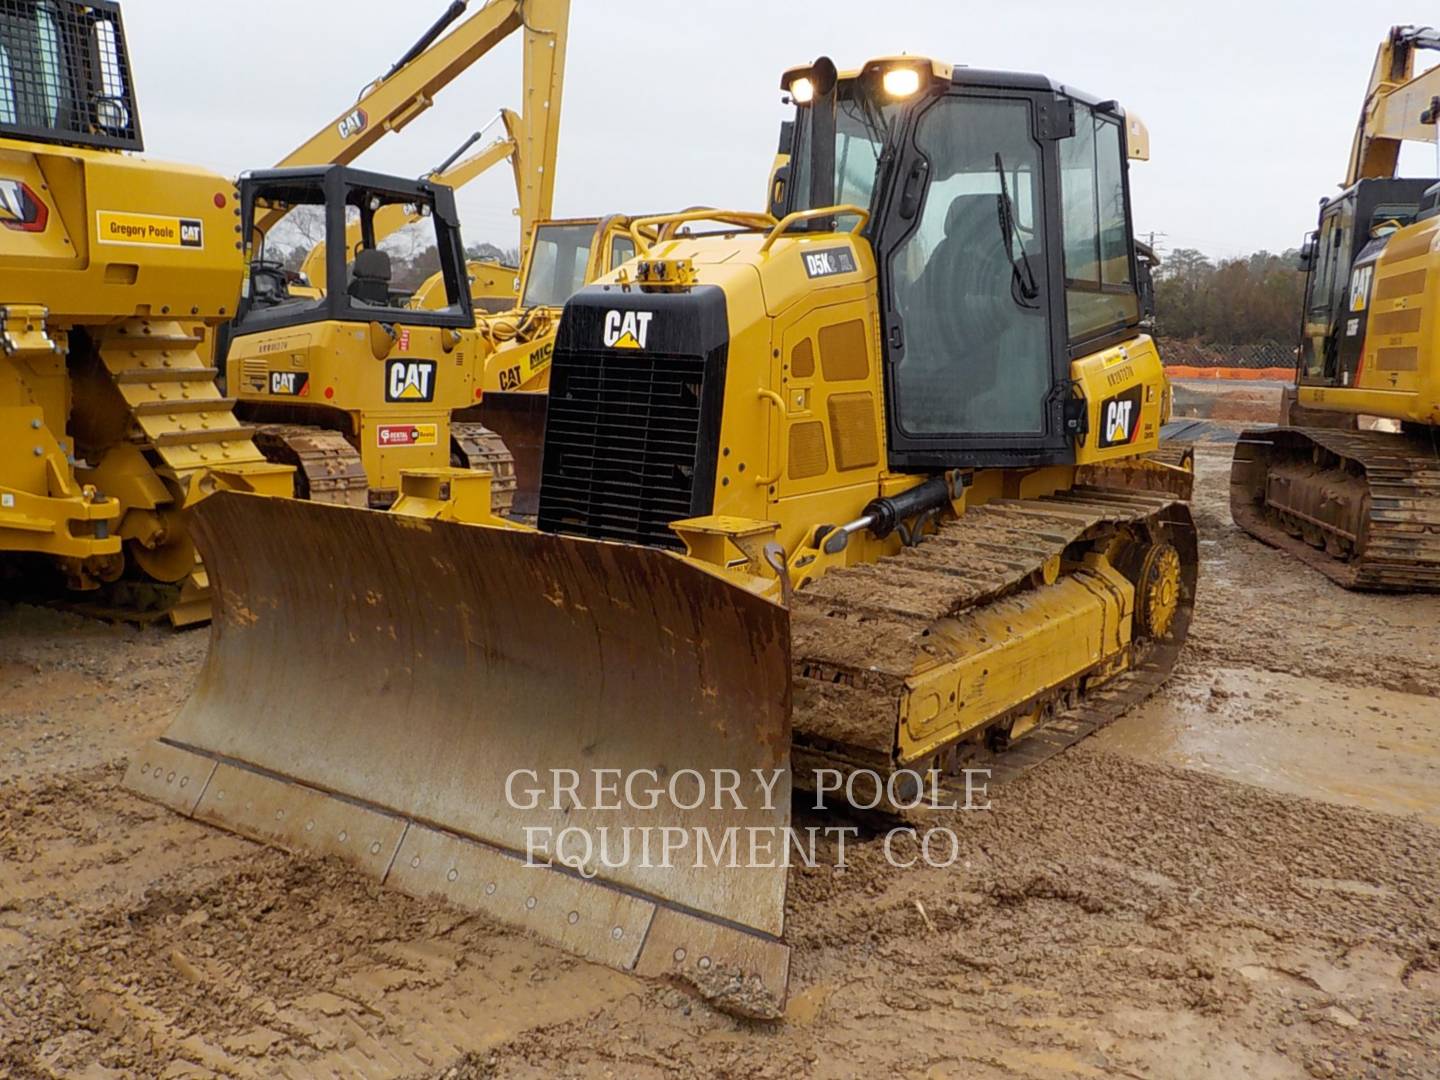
(3, 441, 1440, 1079)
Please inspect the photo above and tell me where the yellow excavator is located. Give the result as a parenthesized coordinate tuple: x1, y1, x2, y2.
(224, 0, 570, 510)
(130, 57, 1196, 1015)
(1231, 25, 1440, 589)
(0, 0, 290, 625)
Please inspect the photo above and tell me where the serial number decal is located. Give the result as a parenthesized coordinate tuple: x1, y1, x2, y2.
(802, 247, 858, 279)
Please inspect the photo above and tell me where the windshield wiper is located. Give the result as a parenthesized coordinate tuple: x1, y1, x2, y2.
(994, 153, 1040, 308)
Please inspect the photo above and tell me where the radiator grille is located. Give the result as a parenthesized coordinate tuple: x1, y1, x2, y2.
(538, 348, 717, 549)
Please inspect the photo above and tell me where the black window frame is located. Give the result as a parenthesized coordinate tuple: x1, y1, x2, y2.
(234, 165, 476, 338)
(1059, 102, 1142, 353)
(870, 81, 1079, 469)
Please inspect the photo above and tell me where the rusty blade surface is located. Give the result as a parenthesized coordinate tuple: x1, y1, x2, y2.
(475, 391, 547, 517)
(163, 491, 793, 938)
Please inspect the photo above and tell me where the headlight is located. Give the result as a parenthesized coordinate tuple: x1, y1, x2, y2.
(790, 77, 815, 104)
(881, 67, 922, 99)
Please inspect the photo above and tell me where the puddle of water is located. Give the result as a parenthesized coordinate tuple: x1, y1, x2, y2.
(1094, 667, 1440, 823)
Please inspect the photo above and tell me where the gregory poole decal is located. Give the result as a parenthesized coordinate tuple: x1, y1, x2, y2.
(377, 423, 438, 448)
(97, 211, 203, 249)
(1097, 386, 1144, 449)
(602, 310, 653, 350)
(385, 359, 437, 403)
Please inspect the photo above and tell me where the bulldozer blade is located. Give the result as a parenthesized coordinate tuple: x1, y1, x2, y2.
(475, 391, 547, 517)
(126, 492, 794, 1016)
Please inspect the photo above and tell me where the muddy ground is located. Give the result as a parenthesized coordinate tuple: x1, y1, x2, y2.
(2, 437, 1439, 1079)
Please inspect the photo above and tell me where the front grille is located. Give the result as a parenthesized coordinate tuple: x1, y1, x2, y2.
(538, 348, 716, 550)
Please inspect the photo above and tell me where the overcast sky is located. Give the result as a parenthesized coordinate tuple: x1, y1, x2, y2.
(124, 0, 1438, 263)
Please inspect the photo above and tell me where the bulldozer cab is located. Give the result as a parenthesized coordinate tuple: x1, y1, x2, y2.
(0, 0, 141, 152)
(235, 165, 475, 335)
(779, 60, 1146, 468)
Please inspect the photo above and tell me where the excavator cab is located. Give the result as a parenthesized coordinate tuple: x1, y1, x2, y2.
(1296, 178, 1436, 388)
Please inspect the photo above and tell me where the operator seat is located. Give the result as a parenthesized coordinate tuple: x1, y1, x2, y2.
(348, 248, 393, 306)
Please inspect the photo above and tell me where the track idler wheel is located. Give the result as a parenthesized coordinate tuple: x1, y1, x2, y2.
(1132, 541, 1182, 640)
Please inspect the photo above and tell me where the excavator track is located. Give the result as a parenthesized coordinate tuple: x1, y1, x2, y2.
(790, 487, 1198, 801)
(1231, 426, 1440, 591)
(251, 425, 369, 507)
(450, 422, 518, 514)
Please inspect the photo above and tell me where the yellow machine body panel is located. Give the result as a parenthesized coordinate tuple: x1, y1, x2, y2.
(0, 140, 242, 321)
(227, 319, 482, 493)
(2, 128, 289, 613)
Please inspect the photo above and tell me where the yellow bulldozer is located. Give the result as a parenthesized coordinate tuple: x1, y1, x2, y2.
(222, 0, 571, 512)
(130, 56, 1197, 1015)
(1230, 25, 1440, 588)
(0, 0, 290, 625)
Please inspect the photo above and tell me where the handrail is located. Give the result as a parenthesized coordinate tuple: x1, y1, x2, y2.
(627, 209, 778, 257)
(758, 205, 870, 254)
(755, 389, 787, 486)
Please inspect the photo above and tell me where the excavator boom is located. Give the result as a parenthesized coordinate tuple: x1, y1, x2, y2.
(1347, 24, 1440, 186)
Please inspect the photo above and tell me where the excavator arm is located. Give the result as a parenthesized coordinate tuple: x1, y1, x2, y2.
(261, 0, 568, 251)
(298, 112, 521, 290)
(1346, 24, 1440, 185)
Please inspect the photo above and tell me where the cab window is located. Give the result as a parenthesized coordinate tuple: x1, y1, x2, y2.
(1060, 104, 1139, 343)
(890, 95, 1051, 436)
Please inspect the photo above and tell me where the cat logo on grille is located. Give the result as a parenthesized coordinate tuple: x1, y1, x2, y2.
(602, 310, 653, 350)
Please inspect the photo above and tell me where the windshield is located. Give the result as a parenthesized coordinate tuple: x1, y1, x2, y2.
(790, 86, 897, 212)
(521, 223, 597, 308)
(0, 1, 140, 149)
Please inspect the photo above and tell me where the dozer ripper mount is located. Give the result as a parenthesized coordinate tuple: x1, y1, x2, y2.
(1231, 24, 1440, 589)
(129, 57, 1197, 1016)
(0, 0, 289, 625)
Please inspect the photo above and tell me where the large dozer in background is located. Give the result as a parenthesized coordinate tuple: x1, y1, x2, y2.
(0, 0, 290, 625)
(130, 56, 1197, 1015)
(1231, 25, 1440, 589)
(224, 0, 570, 511)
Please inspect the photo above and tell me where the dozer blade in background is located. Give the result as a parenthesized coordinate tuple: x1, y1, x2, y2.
(475, 391, 548, 518)
(126, 492, 794, 1017)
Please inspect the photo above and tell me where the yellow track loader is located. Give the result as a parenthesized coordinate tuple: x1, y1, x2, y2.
(1231, 25, 1440, 588)
(130, 57, 1196, 1014)
(222, 0, 571, 512)
(0, 0, 289, 625)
